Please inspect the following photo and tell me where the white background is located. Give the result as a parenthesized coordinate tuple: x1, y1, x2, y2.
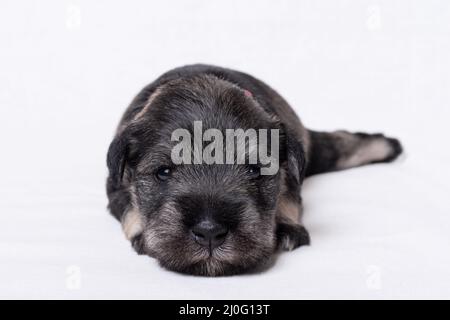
(1, 0, 449, 299)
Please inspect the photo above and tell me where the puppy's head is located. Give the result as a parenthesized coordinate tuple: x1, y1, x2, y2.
(107, 75, 305, 276)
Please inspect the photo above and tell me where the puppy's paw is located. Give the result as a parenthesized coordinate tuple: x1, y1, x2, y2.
(354, 132, 404, 164)
(131, 234, 146, 255)
(382, 137, 403, 162)
(276, 223, 310, 251)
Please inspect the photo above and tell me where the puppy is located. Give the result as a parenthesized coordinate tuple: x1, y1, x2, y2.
(106, 64, 402, 276)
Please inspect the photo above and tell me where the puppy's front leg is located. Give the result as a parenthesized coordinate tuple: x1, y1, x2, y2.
(276, 218, 310, 251)
(275, 197, 310, 251)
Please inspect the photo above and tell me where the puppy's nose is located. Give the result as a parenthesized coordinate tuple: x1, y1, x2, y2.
(191, 220, 228, 249)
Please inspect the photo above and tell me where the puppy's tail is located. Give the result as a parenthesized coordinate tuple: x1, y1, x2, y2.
(305, 130, 403, 177)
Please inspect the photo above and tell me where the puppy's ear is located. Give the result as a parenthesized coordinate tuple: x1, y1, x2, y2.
(107, 134, 128, 192)
(282, 125, 307, 188)
(107, 128, 137, 192)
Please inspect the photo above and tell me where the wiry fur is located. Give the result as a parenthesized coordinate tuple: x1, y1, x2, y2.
(106, 64, 403, 276)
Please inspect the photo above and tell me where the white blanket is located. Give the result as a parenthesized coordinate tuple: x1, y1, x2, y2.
(1, 0, 449, 299)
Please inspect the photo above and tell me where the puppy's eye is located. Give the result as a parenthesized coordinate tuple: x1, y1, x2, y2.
(156, 166, 172, 181)
(247, 165, 261, 178)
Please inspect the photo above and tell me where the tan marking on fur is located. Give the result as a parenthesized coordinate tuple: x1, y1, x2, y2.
(300, 125, 311, 160)
(337, 138, 392, 169)
(121, 208, 144, 240)
(116, 86, 165, 134)
(277, 197, 300, 224)
(276, 169, 302, 224)
(132, 86, 164, 122)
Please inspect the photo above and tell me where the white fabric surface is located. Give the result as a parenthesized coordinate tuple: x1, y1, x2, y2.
(1, 0, 449, 299)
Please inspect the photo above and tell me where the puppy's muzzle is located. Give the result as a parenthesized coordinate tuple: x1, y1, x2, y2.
(191, 219, 229, 251)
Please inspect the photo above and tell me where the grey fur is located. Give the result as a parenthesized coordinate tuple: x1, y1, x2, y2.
(106, 64, 403, 276)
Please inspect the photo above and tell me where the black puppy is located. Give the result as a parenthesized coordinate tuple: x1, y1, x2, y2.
(107, 64, 402, 276)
